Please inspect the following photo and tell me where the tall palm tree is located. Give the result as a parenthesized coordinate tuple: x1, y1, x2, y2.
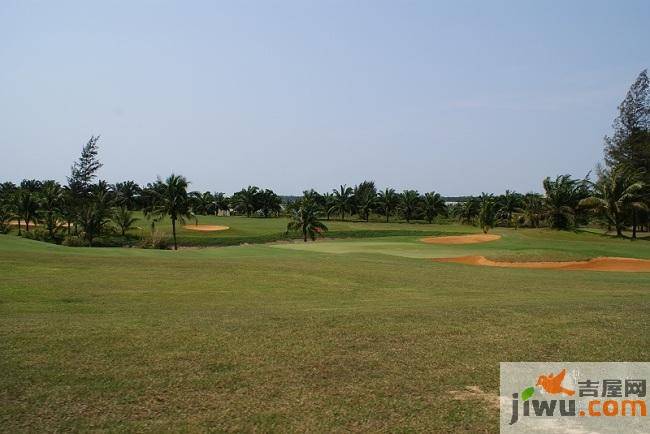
(258, 189, 282, 217)
(212, 192, 229, 216)
(399, 190, 421, 223)
(579, 166, 646, 238)
(17, 180, 41, 234)
(478, 193, 496, 233)
(40, 180, 64, 238)
(78, 186, 113, 246)
(153, 174, 193, 250)
(422, 192, 447, 224)
(457, 198, 479, 225)
(112, 181, 141, 210)
(0, 182, 17, 234)
(522, 193, 544, 228)
(543, 175, 589, 229)
(321, 193, 336, 220)
(330, 185, 353, 221)
(232, 186, 260, 217)
(377, 188, 399, 222)
(497, 190, 521, 227)
(287, 200, 328, 242)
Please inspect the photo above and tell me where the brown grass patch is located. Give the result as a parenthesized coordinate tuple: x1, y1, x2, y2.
(183, 225, 230, 232)
(420, 234, 501, 245)
(448, 386, 499, 411)
(433, 255, 650, 272)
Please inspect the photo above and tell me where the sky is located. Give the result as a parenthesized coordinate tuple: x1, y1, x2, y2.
(0, 0, 648, 196)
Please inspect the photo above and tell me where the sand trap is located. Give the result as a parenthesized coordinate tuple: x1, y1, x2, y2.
(183, 225, 230, 232)
(421, 234, 501, 245)
(432, 255, 650, 272)
(8, 220, 39, 226)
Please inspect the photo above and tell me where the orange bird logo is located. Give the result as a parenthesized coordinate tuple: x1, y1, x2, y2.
(536, 369, 575, 396)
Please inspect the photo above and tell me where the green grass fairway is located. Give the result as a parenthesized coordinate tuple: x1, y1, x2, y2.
(1, 232, 649, 432)
(133, 214, 477, 246)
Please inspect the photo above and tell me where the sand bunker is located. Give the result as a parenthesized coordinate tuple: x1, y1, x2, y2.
(183, 225, 230, 232)
(420, 234, 501, 245)
(432, 255, 650, 272)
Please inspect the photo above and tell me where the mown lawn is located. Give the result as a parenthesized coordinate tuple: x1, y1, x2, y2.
(0, 233, 648, 432)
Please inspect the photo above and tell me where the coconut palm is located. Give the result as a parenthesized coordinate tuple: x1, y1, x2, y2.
(543, 175, 589, 229)
(422, 192, 447, 224)
(0, 182, 17, 234)
(330, 185, 354, 221)
(376, 188, 399, 222)
(213, 192, 229, 215)
(231, 186, 260, 217)
(399, 190, 421, 223)
(17, 180, 41, 234)
(321, 192, 336, 220)
(78, 186, 113, 246)
(153, 174, 193, 250)
(258, 189, 282, 217)
(113, 206, 139, 237)
(112, 181, 141, 210)
(579, 166, 646, 238)
(458, 199, 479, 225)
(40, 180, 64, 238)
(287, 200, 328, 242)
(478, 193, 497, 233)
(522, 193, 544, 228)
(497, 190, 522, 227)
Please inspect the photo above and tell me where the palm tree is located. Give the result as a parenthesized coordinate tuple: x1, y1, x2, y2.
(287, 200, 328, 242)
(113, 206, 139, 237)
(457, 198, 479, 225)
(522, 193, 544, 228)
(330, 185, 353, 221)
(399, 190, 421, 223)
(478, 193, 496, 233)
(212, 192, 229, 216)
(422, 192, 447, 224)
(497, 190, 521, 227)
(258, 189, 282, 217)
(153, 174, 193, 250)
(112, 181, 141, 210)
(40, 180, 64, 238)
(321, 193, 336, 220)
(17, 180, 41, 234)
(0, 182, 17, 234)
(232, 186, 260, 217)
(78, 186, 113, 246)
(543, 175, 589, 230)
(579, 166, 646, 238)
(376, 188, 399, 222)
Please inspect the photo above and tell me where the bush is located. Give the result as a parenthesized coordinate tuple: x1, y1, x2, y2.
(62, 235, 89, 247)
(138, 232, 169, 249)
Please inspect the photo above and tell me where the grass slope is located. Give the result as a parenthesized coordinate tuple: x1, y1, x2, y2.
(0, 234, 648, 432)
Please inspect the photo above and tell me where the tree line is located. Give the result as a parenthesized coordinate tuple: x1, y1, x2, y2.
(0, 70, 648, 246)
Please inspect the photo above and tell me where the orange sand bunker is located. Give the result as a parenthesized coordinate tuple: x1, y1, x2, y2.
(432, 255, 650, 272)
(421, 234, 501, 245)
(183, 225, 230, 232)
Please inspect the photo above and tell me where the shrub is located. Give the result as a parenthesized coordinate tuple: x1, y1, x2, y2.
(62, 235, 89, 247)
(138, 232, 169, 250)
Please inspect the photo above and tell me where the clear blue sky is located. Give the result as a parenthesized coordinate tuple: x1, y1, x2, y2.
(1, 0, 648, 195)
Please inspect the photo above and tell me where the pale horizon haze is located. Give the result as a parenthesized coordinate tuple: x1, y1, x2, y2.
(1, 0, 648, 195)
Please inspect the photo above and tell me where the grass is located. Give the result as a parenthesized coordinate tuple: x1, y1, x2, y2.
(0, 228, 648, 432)
(128, 214, 477, 246)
